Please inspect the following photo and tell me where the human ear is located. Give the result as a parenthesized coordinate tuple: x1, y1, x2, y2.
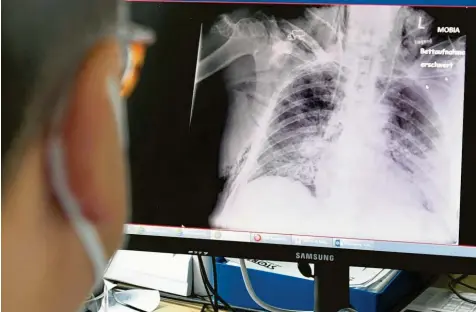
(58, 38, 129, 256)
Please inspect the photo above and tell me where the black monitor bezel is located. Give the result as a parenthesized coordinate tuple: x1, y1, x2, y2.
(126, 235, 476, 274)
(125, 2, 476, 274)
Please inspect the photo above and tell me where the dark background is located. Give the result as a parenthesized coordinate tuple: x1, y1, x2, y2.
(126, 2, 476, 246)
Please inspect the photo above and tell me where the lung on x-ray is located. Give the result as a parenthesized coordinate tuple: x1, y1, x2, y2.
(192, 5, 466, 245)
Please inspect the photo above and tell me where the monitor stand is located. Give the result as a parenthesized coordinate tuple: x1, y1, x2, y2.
(298, 262, 351, 312)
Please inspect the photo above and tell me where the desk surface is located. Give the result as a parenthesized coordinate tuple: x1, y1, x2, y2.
(153, 275, 476, 312)
(155, 299, 203, 312)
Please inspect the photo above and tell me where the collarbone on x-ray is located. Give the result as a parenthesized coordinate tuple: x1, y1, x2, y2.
(196, 5, 466, 245)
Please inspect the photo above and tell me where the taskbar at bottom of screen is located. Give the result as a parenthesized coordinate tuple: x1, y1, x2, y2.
(124, 224, 476, 258)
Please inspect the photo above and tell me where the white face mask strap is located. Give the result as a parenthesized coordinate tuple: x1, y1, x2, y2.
(44, 1, 155, 284)
(44, 10, 122, 284)
(47, 135, 107, 282)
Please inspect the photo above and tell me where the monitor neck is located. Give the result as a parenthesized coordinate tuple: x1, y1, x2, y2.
(298, 261, 351, 312)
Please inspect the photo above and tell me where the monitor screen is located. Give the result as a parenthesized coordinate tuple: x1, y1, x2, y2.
(124, 0, 476, 266)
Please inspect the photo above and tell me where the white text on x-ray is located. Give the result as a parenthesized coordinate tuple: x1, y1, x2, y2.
(437, 27, 460, 34)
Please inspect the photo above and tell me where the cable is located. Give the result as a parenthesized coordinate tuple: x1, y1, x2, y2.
(85, 292, 106, 304)
(197, 256, 237, 312)
(84, 291, 105, 312)
(161, 292, 213, 305)
(197, 256, 234, 311)
(198, 257, 220, 312)
(451, 275, 476, 292)
(201, 261, 219, 312)
(447, 275, 476, 305)
(238, 259, 311, 312)
(238, 259, 357, 312)
(195, 256, 218, 312)
(212, 257, 219, 309)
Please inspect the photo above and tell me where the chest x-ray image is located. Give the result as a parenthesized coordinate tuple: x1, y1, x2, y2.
(192, 5, 466, 244)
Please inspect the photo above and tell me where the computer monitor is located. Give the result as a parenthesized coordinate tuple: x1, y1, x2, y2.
(123, 0, 476, 310)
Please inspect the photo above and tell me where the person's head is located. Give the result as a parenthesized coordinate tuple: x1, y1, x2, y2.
(2, 1, 144, 311)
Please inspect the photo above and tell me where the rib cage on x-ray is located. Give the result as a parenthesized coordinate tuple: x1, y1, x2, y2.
(194, 5, 466, 244)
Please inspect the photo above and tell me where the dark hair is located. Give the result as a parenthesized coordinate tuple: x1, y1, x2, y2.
(2, 0, 122, 182)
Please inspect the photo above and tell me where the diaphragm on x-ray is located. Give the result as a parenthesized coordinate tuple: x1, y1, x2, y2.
(193, 5, 466, 244)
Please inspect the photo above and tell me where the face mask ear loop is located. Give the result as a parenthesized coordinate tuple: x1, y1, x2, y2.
(47, 134, 108, 282)
(45, 24, 114, 280)
(45, 5, 127, 284)
(46, 0, 156, 285)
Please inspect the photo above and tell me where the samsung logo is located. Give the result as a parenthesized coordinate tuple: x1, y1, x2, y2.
(296, 252, 335, 262)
